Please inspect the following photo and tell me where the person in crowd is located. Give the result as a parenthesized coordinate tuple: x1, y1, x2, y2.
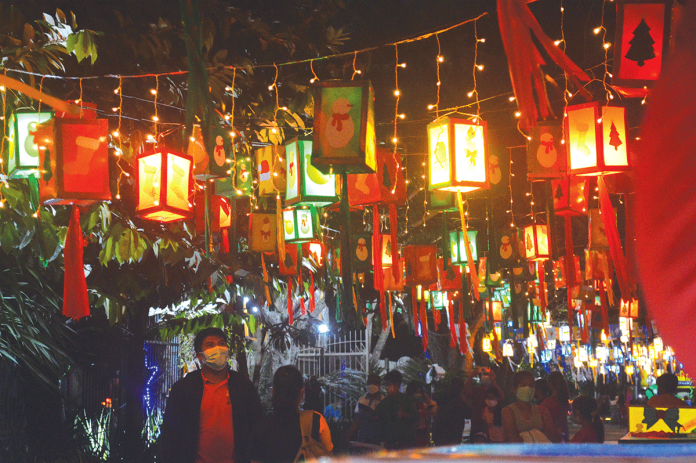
(374, 369, 418, 449)
(617, 392, 629, 428)
(432, 376, 472, 445)
(647, 373, 690, 408)
(502, 371, 560, 443)
(544, 371, 571, 442)
(470, 387, 505, 443)
(535, 378, 551, 404)
(159, 327, 263, 463)
(250, 365, 333, 463)
(323, 398, 343, 422)
(302, 375, 324, 414)
(570, 395, 604, 443)
(345, 374, 385, 445)
(405, 380, 438, 447)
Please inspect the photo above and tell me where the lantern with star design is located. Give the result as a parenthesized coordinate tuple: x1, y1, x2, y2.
(311, 80, 377, 174)
(527, 121, 567, 180)
(283, 206, 321, 243)
(427, 116, 489, 193)
(7, 110, 54, 179)
(565, 103, 630, 176)
(249, 213, 276, 252)
(136, 148, 193, 222)
(552, 177, 589, 216)
(523, 224, 550, 261)
(285, 138, 337, 207)
(449, 230, 478, 266)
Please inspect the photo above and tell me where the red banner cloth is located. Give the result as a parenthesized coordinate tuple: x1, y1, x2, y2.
(448, 299, 458, 349)
(63, 206, 90, 319)
(287, 279, 293, 325)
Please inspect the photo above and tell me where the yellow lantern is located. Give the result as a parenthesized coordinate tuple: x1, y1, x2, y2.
(565, 102, 630, 176)
(136, 149, 193, 222)
(626, 364, 635, 376)
(482, 336, 492, 353)
(427, 116, 489, 193)
(523, 224, 550, 261)
(653, 337, 664, 353)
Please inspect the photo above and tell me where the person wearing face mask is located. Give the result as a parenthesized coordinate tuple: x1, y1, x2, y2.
(159, 327, 263, 463)
(345, 374, 385, 446)
(501, 371, 560, 443)
(471, 388, 505, 443)
(405, 380, 438, 447)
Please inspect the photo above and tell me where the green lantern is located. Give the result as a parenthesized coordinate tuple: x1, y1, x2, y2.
(449, 230, 478, 265)
(431, 290, 446, 310)
(7, 111, 54, 179)
(351, 233, 373, 272)
(285, 138, 337, 207)
(428, 190, 457, 212)
(282, 206, 321, 243)
(311, 80, 376, 174)
(215, 157, 252, 198)
(527, 303, 545, 324)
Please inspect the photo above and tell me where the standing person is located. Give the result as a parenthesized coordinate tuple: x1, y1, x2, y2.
(303, 376, 324, 414)
(374, 370, 418, 449)
(431, 377, 471, 445)
(535, 378, 551, 405)
(647, 373, 690, 408)
(570, 395, 604, 443)
(470, 387, 505, 443)
(250, 365, 333, 463)
(502, 371, 560, 443)
(405, 380, 438, 447)
(159, 327, 263, 463)
(545, 371, 571, 442)
(345, 374, 384, 445)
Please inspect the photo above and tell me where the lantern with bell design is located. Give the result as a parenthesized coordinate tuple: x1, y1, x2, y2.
(7, 110, 54, 179)
(249, 213, 276, 252)
(136, 148, 193, 222)
(285, 138, 337, 207)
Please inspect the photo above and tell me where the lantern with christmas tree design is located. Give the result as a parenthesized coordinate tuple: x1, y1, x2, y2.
(566, 103, 630, 176)
(347, 147, 406, 206)
(256, 144, 286, 196)
(285, 138, 337, 207)
(249, 213, 276, 252)
(279, 243, 299, 276)
(404, 245, 438, 286)
(620, 298, 639, 318)
(311, 80, 376, 174)
(437, 258, 462, 291)
(379, 234, 396, 267)
(7, 110, 54, 179)
(427, 116, 489, 193)
(552, 177, 589, 216)
(449, 230, 478, 265)
(136, 148, 193, 222)
(283, 206, 321, 243)
(523, 224, 550, 261)
(527, 121, 567, 180)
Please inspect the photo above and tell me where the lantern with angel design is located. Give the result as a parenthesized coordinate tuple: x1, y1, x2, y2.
(136, 148, 193, 222)
(427, 116, 489, 192)
(285, 138, 337, 207)
(7, 110, 54, 179)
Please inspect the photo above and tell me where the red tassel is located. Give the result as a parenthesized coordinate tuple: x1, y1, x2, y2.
(420, 296, 428, 351)
(564, 216, 575, 338)
(309, 272, 316, 313)
(226, 275, 233, 284)
(287, 279, 294, 324)
(459, 303, 468, 355)
(380, 290, 387, 332)
(298, 269, 306, 316)
(433, 308, 441, 330)
(537, 261, 546, 310)
(581, 305, 589, 344)
(63, 206, 90, 319)
(389, 204, 399, 281)
(221, 228, 230, 254)
(448, 299, 458, 348)
(599, 282, 610, 335)
(411, 287, 420, 335)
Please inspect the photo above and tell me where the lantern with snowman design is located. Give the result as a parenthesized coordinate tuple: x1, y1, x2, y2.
(249, 213, 276, 252)
(311, 80, 376, 174)
(285, 138, 337, 207)
(7, 110, 54, 179)
(526, 121, 567, 180)
(351, 233, 373, 271)
(188, 125, 233, 179)
(283, 206, 321, 243)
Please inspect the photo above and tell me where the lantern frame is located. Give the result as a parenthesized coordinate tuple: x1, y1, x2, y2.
(523, 224, 550, 262)
(491, 300, 504, 323)
(404, 244, 438, 287)
(427, 116, 489, 193)
(311, 80, 376, 174)
(285, 138, 337, 207)
(482, 337, 493, 353)
(565, 102, 630, 176)
(283, 206, 321, 244)
(7, 110, 54, 179)
(249, 213, 276, 252)
(551, 177, 589, 216)
(135, 148, 194, 222)
(526, 120, 567, 180)
(449, 230, 479, 265)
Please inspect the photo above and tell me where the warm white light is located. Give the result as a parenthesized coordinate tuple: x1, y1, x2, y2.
(594, 27, 601, 34)
(150, 89, 157, 95)
(394, 90, 400, 96)
(515, 111, 521, 117)
(437, 56, 444, 63)
(477, 65, 484, 70)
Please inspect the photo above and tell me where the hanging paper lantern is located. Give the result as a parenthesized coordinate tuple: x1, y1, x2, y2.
(523, 225, 550, 261)
(312, 80, 376, 174)
(37, 116, 111, 205)
(437, 258, 462, 291)
(404, 245, 438, 286)
(218, 197, 232, 229)
(528, 304, 545, 324)
(613, 0, 681, 97)
(7, 110, 54, 179)
(526, 121, 567, 180)
(188, 125, 232, 179)
(503, 341, 515, 357)
(279, 243, 299, 276)
(428, 190, 457, 212)
(551, 177, 589, 216)
(559, 326, 571, 342)
(214, 155, 253, 198)
(588, 208, 610, 250)
(427, 116, 489, 193)
(136, 148, 193, 222)
(486, 259, 504, 287)
(347, 147, 406, 206)
(381, 257, 405, 291)
(619, 298, 639, 318)
(585, 249, 613, 280)
(494, 228, 517, 267)
(449, 230, 479, 266)
(431, 291, 446, 310)
(194, 193, 232, 233)
(285, 138, 337, 207)
(378, 234, 396, 267)
(351, 233, 373, 272)
(482, 336, 493, 353)
(565, 103, 630, 176)
(283, 206, 321, 243)
(249, 213, 276, 252)
(491, 300, 504, 322)
(553, 255, 581, 288)
(302, 241, 324, 267)
(255, 144, 287, 196)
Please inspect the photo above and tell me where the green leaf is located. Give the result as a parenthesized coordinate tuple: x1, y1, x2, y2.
(56, 8, 66, 24)
(66, 33, 76, 53)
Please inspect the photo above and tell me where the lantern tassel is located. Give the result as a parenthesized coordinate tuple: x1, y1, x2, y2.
(298, 264, 306, 316)
(564, 216, 575, 339)
(388, 291, 395, 338)
(433, 307, 441, 331)
(389, 204, 399, 281)
(599, 281, 610, 335)
(598, 176, 634, 299)
(412, 287, 420, 335)
(448, 298, 458, 348)
(420, 295, 429, 351)
(63, 205, 90, 319)
(262, 253, 272, 306)
(276, 196, 286, 267)
(309, 272, 316, 313)
(457, 192, 480, 299)
(459, 303, 468, 355)
(221, 228, 230, 254)
(287, 279, 294, 325)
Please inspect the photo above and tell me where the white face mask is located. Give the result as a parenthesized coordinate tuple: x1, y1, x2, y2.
(202, 346, 229, 370)
(367, 385, 380, 395)
(485, 399, 498, 408)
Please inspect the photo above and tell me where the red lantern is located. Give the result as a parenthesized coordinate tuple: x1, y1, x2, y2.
(380, 258, 405, 292)
(302, 241, 324, 267)
(279, 244, 299, 276)
(135, 148, 193, 222)
(613, 0, 682, 97)
(551, 177, 589, 216)
(404, 245, 438, 287)
(347, 147, 407, 207)
(491, 300, 504, 323)
(437, 258, 462, 291)
(37, 116, 110, 205)
(527, 121, 567, 180)
(565, 103, 630, 176)
(553, 256, 581, 289)
(523, 224, 550, 261)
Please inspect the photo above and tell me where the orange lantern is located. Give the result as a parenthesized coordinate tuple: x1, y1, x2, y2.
(620, 298, 639, 318)
(195, 194, 231, 233)
(523, 224, 550, 261)
(404, 245, 438, 286)
(552, 177, 589, 216)
(491, 300, 504, 323)
(588, 208, 610, 250)
(377, 234, 395, 267)
(565, 103, 630, 176)
(347, 147, 406, 207)
(437, 258, 462, 291)
(136, 148, 193, 222)
(526, 121, 567, 180)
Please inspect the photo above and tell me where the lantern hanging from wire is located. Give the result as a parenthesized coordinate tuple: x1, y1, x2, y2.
(526, 120, 567, 180)
(249, 213, 276, 252)
(449, 230, 478, 265)
(503, 341, 515, 357)
(7, 110, 54, 179)
(256, 144, 287, 196)
(404, 245, 438, 287)
(551, 177, 589, 216)
(136, 148, 193, 222)
(283, 206, 321, 243)
(285, 138, 337, 207)
(523, 224, 550, 261)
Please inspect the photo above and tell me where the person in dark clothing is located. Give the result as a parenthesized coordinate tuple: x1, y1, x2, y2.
(373, 370, 418, 449)
(570, 395, 604, 443)
(470, 387, 505, 443)
(302, 375, 324, 414)
(159, 327, 263, 463)
(431, 377, 472, 446)
(250, 365, 333, 463)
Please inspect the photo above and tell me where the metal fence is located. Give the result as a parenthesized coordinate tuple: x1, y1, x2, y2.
(143, 340, 180, 414)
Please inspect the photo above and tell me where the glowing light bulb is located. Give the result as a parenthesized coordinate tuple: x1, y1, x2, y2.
(467, 91, 474, 98)
(392, 137, 397, 144)
(509, 96, 516, 102)
(515, 111, 521, 117)
(152, 116, 159, 122)
(399, 63, 406, 68)
(603, 43, 611, 49)
(594, 27, 601, 34)
(113, 88, 119, 94)
(310, 78, 316, 83)
(268, 85, 274, 91)
(478, 38, 486, 43)
(394, 90, 400, 96)
(399, 114, 405, 119)
(190, 136, 196, 142)
(476, 65, 484, 70)
(150, 89, 157, 95)
(437, 56, 444, 63)
(427, 104, 434, 110)
(554, 40, 561, 46)
(112, 131, 119, 137)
